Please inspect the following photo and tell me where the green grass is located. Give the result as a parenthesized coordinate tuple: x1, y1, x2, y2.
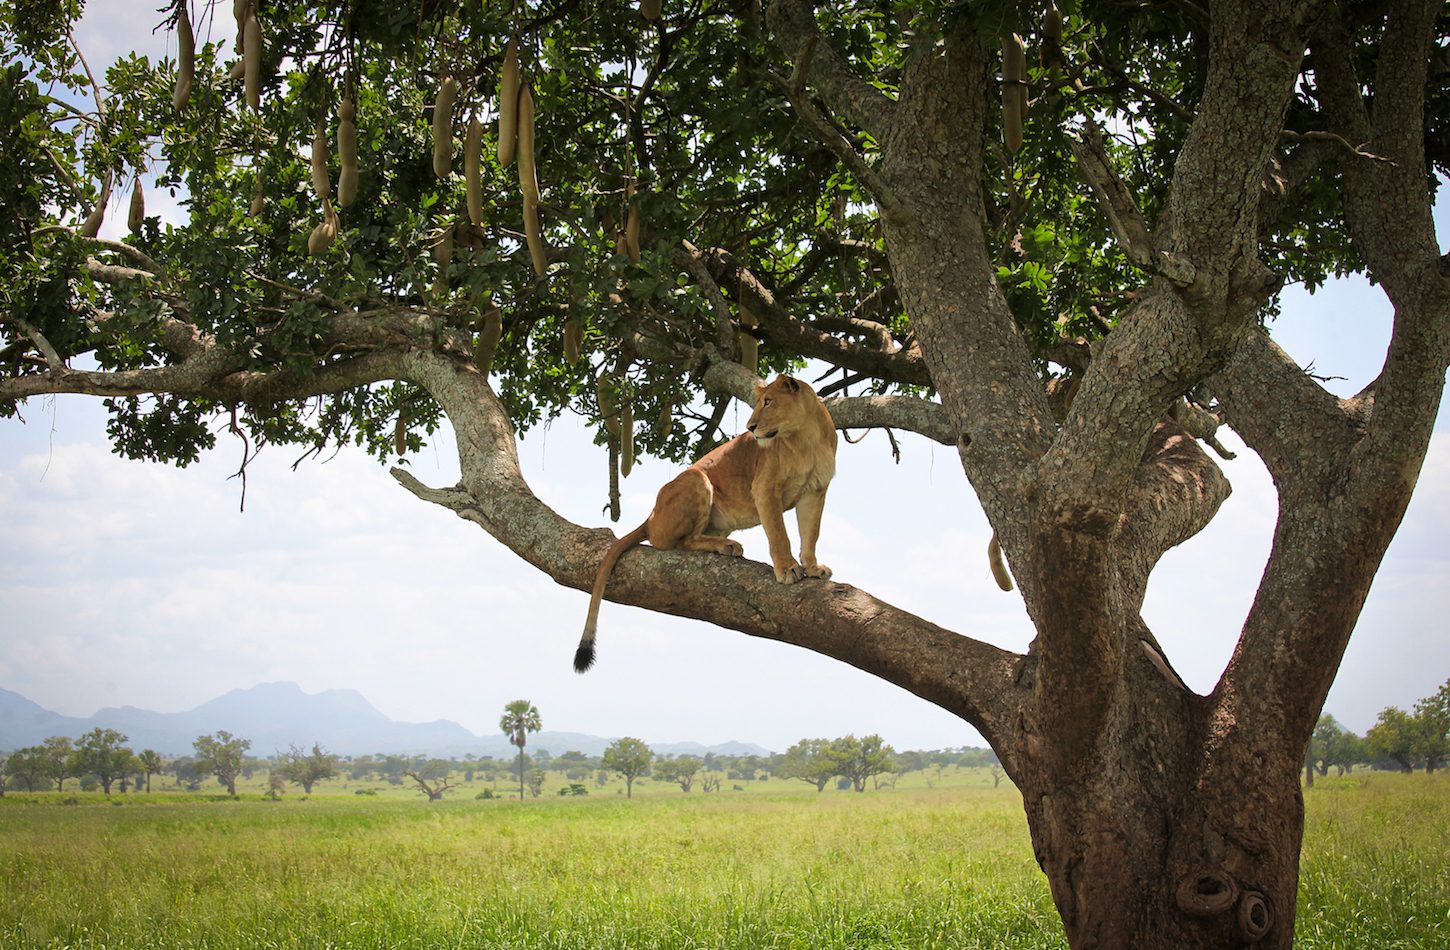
(1, 773, 1446, 948)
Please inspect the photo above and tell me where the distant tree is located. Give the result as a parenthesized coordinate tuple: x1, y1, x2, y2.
(73, 728, 134, 796)
(499, 699, 542, 801)
(1412, 680, 1450, 773)
(655, 755, 703, 792)
(193, 731, 252, 796)
(827, 735, 897, 793)
(601, 738, 653, 799)
(39, 736, 77, 792)
(0, 752, 7, 796)
(555, 750, 596, 777)
(279, 743, 339, 794)
(525, 768, 546, 798)
(265, 773, 287, 800)
(595, 769, 610, 789)
(1365, 708, 1420, 772)
(6, 746, 47, 792)
(780, 739, 838, 792)
(700, 773, 721, 793)
(135, 749, 163, 792)
(405, 760, 457, 801)
(989, 763, 1007, 788)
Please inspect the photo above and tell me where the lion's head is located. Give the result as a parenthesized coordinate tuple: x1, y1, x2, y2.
(747, 374, 815, 446)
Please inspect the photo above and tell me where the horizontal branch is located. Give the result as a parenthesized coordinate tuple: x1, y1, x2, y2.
(393, 349, 1026, 748)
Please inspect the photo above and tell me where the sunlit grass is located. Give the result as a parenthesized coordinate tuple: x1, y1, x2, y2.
(1, 773, 1445, 948)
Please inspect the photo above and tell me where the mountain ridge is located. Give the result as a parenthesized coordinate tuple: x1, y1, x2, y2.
(0, 683, 774, 758)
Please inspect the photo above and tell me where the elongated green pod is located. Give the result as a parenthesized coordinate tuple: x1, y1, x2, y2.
(497, 35, 520, 167)
(475, 304, 503, 376)
(128, 178, 145, 232)
(337, 98, 358, 207)
(243, 12, 262, 111)
(465, 114, 483, 226)
(433, 76, 458, 179)
(311, 125, 330, 199)
(516, 84, 540, 206)
(173, 5, 195, 111)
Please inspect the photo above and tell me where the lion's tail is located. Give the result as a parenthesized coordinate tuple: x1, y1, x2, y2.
(574, 520, 651, 673)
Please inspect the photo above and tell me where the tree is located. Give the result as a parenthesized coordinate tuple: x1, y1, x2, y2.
(193, 731, 251, 796)
(3, 3, 1445, 945)
(499, 699, 542, 801)
(136, 749, 163, 792)
(525, 767, 546, 798)
(779, 738, 838, 792)
(1411, 679, 1450, 773)
(827, 735, 897, 793)
(5, 746, 47, 792)
(73, 728, 135, 796)
(601, 738, 653, 799)
(1365, 707, 1421, 772)
(278, 743, 339, 794)
(405, 760, 457, 801)
(39, 737, 76, 792)
(0, 752, 7, 797)
(654, 755, 703, 792)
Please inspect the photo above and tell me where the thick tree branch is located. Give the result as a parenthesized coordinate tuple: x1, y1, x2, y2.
(1211, 327, 1361, 482)
(765, 0, 896, 141)
(392, 350, 1027, 751)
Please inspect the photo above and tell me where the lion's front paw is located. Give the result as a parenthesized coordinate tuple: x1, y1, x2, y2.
(722, 540, 745, 557)
(801, 563, 832, 580)
(775, 562, 804, 584)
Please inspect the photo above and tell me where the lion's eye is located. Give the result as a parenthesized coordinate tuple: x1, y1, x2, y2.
(763, 399, 772, 407)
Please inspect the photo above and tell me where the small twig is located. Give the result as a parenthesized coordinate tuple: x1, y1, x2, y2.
(1279, 129, 1395, 166)
(67, 29, 108, 122)
(247, 272, 344, 310)
(226, 407, 254, 513)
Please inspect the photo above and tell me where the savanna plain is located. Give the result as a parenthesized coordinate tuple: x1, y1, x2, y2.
(2, 770, 1446, 949)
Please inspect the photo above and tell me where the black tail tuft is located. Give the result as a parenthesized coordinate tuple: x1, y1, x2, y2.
(573, 643, 596, 674)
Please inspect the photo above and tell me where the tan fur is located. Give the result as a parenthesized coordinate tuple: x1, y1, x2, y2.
(574, 374, 837, 672)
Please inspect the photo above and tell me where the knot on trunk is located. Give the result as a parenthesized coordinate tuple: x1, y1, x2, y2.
(1175, 872, 1274, 943)
(1237, 890, 1274, 943)
(1175, 869, 1238, 917)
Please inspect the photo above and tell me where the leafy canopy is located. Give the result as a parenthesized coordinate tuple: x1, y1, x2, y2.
(1, 0, 1443, 481)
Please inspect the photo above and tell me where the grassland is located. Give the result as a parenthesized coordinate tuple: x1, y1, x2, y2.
(1, 772, 1446, 949)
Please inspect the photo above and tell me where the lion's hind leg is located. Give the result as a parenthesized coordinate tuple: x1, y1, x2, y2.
(648, 470, 743, 557)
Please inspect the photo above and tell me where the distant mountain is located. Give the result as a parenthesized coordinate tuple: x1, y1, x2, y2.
(0, 683, 773, 758)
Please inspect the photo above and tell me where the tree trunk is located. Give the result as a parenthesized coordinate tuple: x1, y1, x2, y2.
(1011, 650, 1303, 949)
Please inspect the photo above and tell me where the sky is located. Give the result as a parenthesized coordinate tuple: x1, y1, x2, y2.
(1, 3, 1446, 754)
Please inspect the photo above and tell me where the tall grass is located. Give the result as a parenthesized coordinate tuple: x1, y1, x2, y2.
(1, 774, 1445, 948)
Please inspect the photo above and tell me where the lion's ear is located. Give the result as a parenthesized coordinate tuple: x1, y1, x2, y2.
(780, 375, 801, 393)
(754, 379, 767, 394)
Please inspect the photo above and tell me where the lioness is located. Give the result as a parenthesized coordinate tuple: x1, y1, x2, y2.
(574, 374, 838, 672)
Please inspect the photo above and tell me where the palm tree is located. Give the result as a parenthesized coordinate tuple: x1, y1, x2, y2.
(498, 699, 542, 800)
